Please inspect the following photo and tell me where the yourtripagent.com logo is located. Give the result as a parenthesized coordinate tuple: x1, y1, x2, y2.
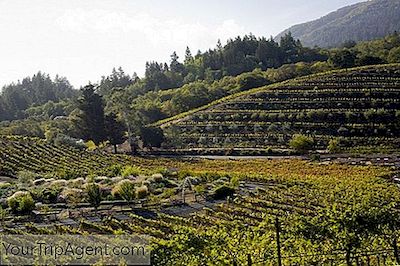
(0, 235, 150, 265)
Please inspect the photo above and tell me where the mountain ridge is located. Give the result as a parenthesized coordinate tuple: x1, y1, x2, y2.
(276, 0, 400, 48)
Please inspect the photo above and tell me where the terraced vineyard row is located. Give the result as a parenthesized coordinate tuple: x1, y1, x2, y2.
(159, 64, 400, 154)
(0, 135, 134, 176)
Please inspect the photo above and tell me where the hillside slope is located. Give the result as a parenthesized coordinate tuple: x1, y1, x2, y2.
(0, 135, 134, 176)
(158, 64, 400, 155)
(276, 0, 400, 48)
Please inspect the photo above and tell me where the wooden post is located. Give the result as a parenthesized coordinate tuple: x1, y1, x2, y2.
(247, 254, 252, 266)
(275, 217, 282, 266)
(393, 237, 400, 264)
(345, 247, 351, 266)
(182, 178, 186, 204)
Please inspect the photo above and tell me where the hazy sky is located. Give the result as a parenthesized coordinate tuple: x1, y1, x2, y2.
(0, 0, 364, 88)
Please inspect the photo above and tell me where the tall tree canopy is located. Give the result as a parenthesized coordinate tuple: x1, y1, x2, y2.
(77, 85, 107, 144)
(0, 72, 76, 121)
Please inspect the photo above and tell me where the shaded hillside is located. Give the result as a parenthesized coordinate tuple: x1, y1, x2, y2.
(157, 64, 400, 155)
(276, 0, 400, 48)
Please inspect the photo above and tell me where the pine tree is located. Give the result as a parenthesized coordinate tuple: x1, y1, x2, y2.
(280, 32, 301, 63)
(77, 85, 106, 144)
(170, 51, 183, 73)
(184, 46, 193, 64)
(216, 39, 223, 51)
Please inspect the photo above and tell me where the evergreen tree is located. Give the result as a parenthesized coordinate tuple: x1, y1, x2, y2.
(105, 113, 126, 153)
(145, 61, 171, 90)
(216, 39, 223, 51)
(77, 85, 106, 144)
(329, 49, 357, 68)
(140, 126, 165, 149)
(256, 38, 282, 68)
(184, 47, 193, 64)
(98, 67, 132, 95)
(280, 32, 301, 63)
(170, 51, 185, 74)
(0, 72, 75, 121)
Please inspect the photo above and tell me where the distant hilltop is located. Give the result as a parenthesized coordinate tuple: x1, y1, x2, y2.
(276, 0, 400, 48)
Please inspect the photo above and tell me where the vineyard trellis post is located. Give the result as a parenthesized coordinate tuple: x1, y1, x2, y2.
(247, 253, 252, 266)
(182, 177, 193, 204)
(275, 216, 282, 266)
(393, 237, 400, 264)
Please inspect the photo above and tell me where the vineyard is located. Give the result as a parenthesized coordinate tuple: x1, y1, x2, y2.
(0, 135, 138, 177)
(1, 64, 400, 265)
(157, 64, 400, 155)
(0, 136, 399, 264)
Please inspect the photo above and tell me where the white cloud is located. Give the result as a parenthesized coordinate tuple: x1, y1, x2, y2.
(55, 9, 246, 49)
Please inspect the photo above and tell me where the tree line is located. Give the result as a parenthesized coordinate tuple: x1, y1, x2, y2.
(0, 72, 76, 121)
(1, 32, 400, 151)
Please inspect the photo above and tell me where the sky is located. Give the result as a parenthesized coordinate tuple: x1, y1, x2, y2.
(0, 0, 365, 88)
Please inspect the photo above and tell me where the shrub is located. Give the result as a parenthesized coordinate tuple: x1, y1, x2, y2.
(136, 186, 149, 199)
(122, 166, 141, 177)
(106, 164, 123, 177)
(194, 184, 206, 195)
(40, 188, 60, 204)
(49, 179, 68, 188)
(53, 134, 85, 149)
(0, 206, 8, 223)
(0, 183, 12, 199)
(161, 188, 178, 199)
(310, 154, 321, 162)
(86, 183, 102, 208)
(17, 171, 37, 185)
(289, 134, 314, 153)
(85, 140, 97, 151)
(70, 178, 85, 188)
(230, 176, 240, 188)
(151, 173, 164, 182)
(60, 188, 84, 204)
(94, 176, 110, 183)
(7, 191, 35, 214)
(112, 180, 135, 201)
(33, 178, 46, 186)
(328, 139, 341, 153)
(213, 185, 235, 200)
(58, 169, 82, 180)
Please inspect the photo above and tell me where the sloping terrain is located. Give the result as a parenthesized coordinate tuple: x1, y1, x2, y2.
(276, 0, 400, 47)
(0, 135, 133, 176)
(159, 64, 400, 154)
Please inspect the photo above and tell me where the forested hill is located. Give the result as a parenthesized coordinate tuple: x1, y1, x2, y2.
(276, 0, 400, 48)
(0, 72, 76, 121)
